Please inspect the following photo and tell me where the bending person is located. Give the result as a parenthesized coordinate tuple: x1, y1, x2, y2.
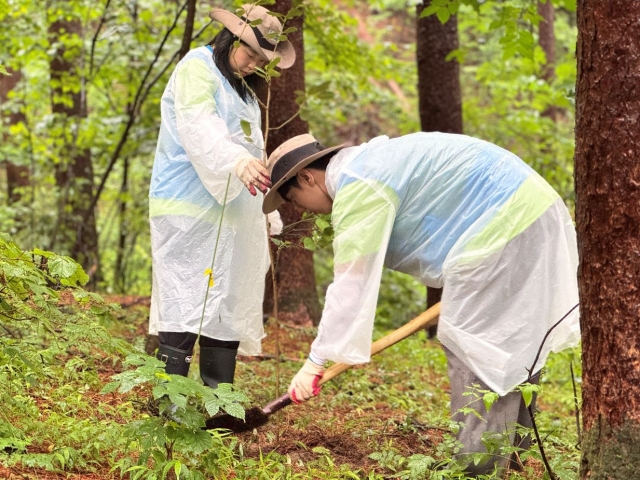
(262, 132, 580, 476)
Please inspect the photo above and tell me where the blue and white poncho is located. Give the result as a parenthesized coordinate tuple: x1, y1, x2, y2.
(310, 133, 580, 395)
(148, 46, 275, 355)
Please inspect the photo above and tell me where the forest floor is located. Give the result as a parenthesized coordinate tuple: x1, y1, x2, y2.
(1, 294, 577, 479)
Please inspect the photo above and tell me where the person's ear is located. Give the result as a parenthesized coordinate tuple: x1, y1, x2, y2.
(297, 169, 315, 187)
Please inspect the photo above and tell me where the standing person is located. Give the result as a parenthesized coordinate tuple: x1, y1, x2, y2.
(149, 4, 295, 389)
(262, 133, 580, 476)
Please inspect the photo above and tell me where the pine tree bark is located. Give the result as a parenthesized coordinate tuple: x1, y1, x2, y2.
(49, 18, 100, 283)
(416, 3, 463, 337)
(259, 1, 321, 327)
(575, 2, 640, 477)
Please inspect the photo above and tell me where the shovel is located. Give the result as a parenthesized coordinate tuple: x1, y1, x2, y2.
(205, 302, 441, 433)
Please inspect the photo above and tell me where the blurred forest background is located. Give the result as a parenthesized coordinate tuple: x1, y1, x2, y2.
(0, 0, 577, 315)
(3, 1, 640, 479)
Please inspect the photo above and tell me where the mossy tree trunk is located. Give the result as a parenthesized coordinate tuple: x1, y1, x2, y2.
(575, 1, 640, 478)
(416, 3, 463, 337)
(260, 0, 321, 327)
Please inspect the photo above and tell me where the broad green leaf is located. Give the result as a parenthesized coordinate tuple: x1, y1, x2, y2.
(49, 255, 79, 278)
(436, 7, 451, 24)
(174, 429, 213, 455)
(222, 402, 246, 419)
(419, 5, 440, 18)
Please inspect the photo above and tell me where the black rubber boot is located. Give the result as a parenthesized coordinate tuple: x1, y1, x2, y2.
(156, 344, 193, 377)
(199, 346, 238, 388)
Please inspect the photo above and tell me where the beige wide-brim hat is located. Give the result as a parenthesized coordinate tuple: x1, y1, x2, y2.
(209, 4, 296, 69)
(263, 134, 345, 214)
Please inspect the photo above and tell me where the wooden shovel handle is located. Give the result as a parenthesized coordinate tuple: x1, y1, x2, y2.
(261, 303, 440, 415)
(319, 302, 441, 385)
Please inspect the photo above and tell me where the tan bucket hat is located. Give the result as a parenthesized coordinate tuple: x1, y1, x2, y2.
(262, 134, 345, 213)
(209, 4, 296, 69)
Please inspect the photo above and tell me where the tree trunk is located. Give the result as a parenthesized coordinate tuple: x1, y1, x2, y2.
(416, 3, 463, 134)
(259, 1, 321, 327)
(114, 157, 129, 293)
(538, 0, 558, 121)
(575, 2, 640, 478)
(416, 3, 463, 337)
(49, 18, 100, 283)
(178, 0, 196, 60)
(0, 67, 30, 206)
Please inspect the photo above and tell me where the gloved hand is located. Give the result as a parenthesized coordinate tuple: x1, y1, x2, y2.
(234, 153, 271, 196)
(288, 358, 325, 404)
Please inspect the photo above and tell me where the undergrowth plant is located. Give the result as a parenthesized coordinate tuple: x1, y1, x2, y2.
(102, 354, 248, 479)
(0, 232, 130, 472)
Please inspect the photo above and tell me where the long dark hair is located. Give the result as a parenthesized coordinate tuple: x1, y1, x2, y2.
(211, 28, 262, 103)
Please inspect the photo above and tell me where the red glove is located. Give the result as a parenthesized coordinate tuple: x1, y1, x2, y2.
(234, 154, 271, 196)
(288, 358, 324, 403)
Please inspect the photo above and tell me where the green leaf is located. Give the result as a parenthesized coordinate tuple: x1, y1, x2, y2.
(221, 401, 246, 419)
(175, 429, 213, 455)
(302, 237, 316, 251)
(315, 217, 330, 232)
(49, 255, 78, 278)
(308, 80, 331, 96)
(240, 119, 252, 136)
(419, 5, 440, 18)
(482, 391, 499, 412)
(436, 7, 451, 24)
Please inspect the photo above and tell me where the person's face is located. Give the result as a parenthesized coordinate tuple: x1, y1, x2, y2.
(230, 43, 266, 77)
(284, 170, 333, 215)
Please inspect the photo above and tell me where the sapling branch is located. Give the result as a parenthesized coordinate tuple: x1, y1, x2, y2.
(89, 0, 112, 78)
(269, 110, 301, 132)
(524, 303, 579, 480)
(85, 0, 188, 222)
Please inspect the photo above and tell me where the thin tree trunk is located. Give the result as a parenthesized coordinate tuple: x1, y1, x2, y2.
(538, 0, 557, 121)
(416, 3, 463, 337)
(259, 0, 321, 327)
(178, 0, 196, 60)
(115, 156, 129, 293)
(0, 67, 30, 205)
(575, 2, 640, 478)
(49, 18, 100, 283)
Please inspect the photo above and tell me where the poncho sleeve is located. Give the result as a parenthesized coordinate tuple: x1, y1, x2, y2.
(309, 179, 399, 364)
(173, 57, 248, 203)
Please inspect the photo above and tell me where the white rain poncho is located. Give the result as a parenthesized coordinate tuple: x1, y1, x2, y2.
(149, 46, 272, 355)
(310, 132, 580, 395)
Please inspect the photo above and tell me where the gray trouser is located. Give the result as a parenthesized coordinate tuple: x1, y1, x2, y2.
(445, 346, 540, 477)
